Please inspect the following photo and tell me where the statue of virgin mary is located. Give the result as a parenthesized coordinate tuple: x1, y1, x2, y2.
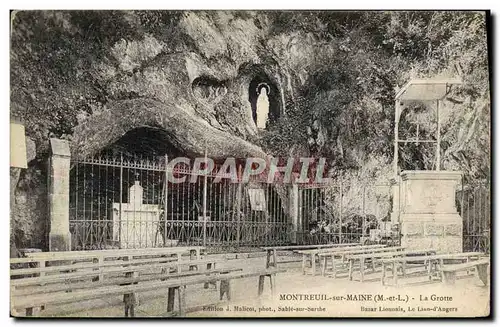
(256, 85, 269, 129)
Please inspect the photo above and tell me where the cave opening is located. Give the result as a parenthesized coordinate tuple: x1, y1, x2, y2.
(100, 126, 186, 160)
(248, 74, 281, 129)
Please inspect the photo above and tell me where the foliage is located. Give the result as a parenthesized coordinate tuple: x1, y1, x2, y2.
(263, 11, 490, 184)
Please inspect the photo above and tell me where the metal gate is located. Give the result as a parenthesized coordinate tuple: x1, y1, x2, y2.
(295, 181, 392, 245)
(457, 183, 490, 253)
(69, 155, 291, 251)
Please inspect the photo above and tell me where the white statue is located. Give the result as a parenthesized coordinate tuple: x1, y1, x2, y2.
(256, 86, 269, 129)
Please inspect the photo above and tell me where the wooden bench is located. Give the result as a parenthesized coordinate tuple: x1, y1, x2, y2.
(261, 243, 359, 269)
(11, 254, 233, 317)
(379, 252, 484, 286)
(11, 267, 285, 317)
(441, 258, 489, 285)
(22, 246, 204, 264)
(318, 245, 394, 277)
(11, 247, 217, 316)
(11, 257, 227, 286)
(347, 248, 436, 282)
(297, 244, 386, 276)
(317, 246, 406, 278)
(13, 247, 206, 280)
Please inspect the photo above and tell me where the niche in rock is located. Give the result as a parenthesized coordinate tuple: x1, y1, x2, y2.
(192, 76, 227, 103)
(248, 75, 280, 130)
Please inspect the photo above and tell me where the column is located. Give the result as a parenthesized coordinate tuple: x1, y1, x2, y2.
(48, 138, 71, 251)
(390, 176, 401, 224)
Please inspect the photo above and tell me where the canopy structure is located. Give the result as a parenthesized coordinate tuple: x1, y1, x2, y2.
(393, 78, 462, 176)
(395, 78, 463, 101)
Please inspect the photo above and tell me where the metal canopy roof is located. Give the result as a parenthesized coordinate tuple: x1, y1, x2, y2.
(395, 78, 463, 101)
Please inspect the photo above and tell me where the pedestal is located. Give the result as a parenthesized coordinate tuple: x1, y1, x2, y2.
(398, 171, 462, 253)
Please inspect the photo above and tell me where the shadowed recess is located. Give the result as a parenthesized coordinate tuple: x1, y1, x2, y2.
(101, 127, 186, 159)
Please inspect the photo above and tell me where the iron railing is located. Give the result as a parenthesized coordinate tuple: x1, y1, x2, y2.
(457, 183, 490, 253)
(69, 156, 291, 251)
(69, 155, 490, 253)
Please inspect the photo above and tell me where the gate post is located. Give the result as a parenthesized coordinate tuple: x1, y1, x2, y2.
(48, 138, 71, 251)
(289, 183, 299, 244)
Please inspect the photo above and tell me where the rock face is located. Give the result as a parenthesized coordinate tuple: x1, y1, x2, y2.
(63, 11, 332, 160)
(11, 11, 316, 250)
(71, 23, 294, 159)
(11, 164, 48, 252)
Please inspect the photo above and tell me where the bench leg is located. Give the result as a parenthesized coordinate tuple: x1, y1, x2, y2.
(266, 251, 271, 269)
(332, 256, 337, 278)
(204, 263, 213, 289)
(321, 256, 327, 276)
(424, 260, 432, 278)
(258, 275, 265, 296)
(124, 304, 135, 317)
(272, 250, 278, 269)
(402, 261, 407, 278)
(348, 260, 353, 281)
(392, 263, 398, 286)
(426, 260, 432, 280)
(123, 293, 137, 317)
(25, 307, 33, 317)
(442, 271, 456, 285)
(167, 287, 176, 312)
(177, 286, 186, 316)
(433, 261, 440, 279)
(311, 254, 316, 276)
(220, 280, 231, 300)
(360, 258, 365, 282)
(477, 264, 489, 286)
(269, 274, 276, 297)
(381, 262, 386, 286)
(301, 255, 306, 275)
(130, 304, 136, 317)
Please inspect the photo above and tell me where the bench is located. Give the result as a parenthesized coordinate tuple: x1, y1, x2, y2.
(440, 258, 489, 285)
(11, 247, 219, 317)
(11, 257, 227, 287)
(21, 246, 204, 265)
(346, 248, 436, 282)
(318, 246, 406, 278)
(297, 244, 386, 276)
(13, 247, 206, 281)
(261, 243, 359, 269)
(379, 252, 483, 286)
(11, 254, 233, 317)
(12, 267, 285, 317)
